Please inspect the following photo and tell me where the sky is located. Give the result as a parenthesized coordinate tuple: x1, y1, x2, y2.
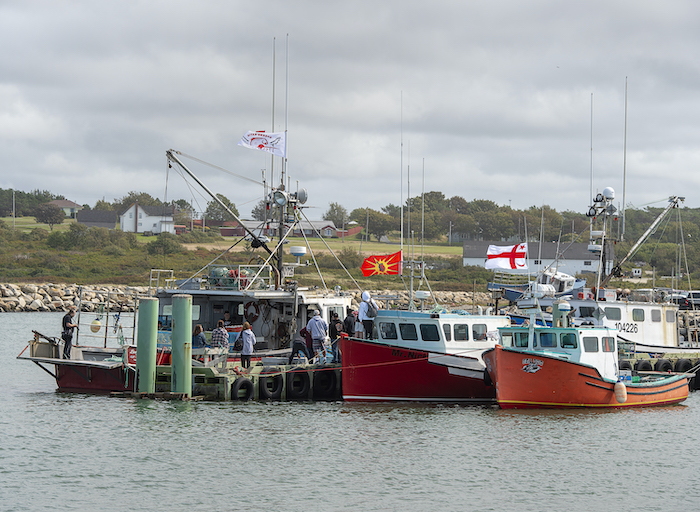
(2, 0, 700, 219)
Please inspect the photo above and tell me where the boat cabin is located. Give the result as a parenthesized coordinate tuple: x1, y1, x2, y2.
(498, 325, 619, 381)
(371, 310, 510, 356)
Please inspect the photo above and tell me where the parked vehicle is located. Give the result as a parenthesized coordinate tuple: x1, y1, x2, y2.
(681, 291, 700, 310)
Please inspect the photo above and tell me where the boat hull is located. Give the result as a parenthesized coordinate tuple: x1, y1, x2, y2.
(483, 345, 689, 409)
(56, 362, 135, 394)
(341, 336, 495, 403)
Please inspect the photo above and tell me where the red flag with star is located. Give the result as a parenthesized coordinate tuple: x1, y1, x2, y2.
(361, 251, 402, 277)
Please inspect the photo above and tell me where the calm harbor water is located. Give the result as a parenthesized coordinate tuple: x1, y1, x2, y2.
(2, 312, 700, 511)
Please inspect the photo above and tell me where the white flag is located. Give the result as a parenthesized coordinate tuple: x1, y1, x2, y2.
(485, 243, 528, 270)
(237, 131, 286, 157)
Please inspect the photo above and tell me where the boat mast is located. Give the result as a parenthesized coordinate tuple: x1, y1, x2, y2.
(622, 77, 628, 242)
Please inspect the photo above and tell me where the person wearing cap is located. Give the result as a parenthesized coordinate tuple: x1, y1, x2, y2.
(306, 309, 329, 362)
(61, 306, 78, 359)
(358, 291, 379, 339)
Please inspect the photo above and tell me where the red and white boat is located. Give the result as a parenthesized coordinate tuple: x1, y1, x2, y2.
(342, 309, 510, 402)
(482, 304, 691, 409)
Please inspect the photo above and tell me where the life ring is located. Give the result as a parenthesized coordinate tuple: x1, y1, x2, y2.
(312, 368, 338, 400)
(244, 301, 260, 324)
(259, 368, 284, 400)
(286, 369, 310, 400)
(231, 377, 254, 401)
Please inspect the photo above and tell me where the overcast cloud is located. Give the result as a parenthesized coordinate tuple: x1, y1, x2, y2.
(2, 0, 700, 218)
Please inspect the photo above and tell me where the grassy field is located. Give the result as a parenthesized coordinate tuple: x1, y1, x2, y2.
(1, 216, 463, 257)
(183, 237, 463, 258)
(1, 215, 76, 232)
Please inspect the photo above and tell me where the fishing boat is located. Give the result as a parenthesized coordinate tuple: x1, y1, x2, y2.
(17, 150, 351, 400)
(17, 290, 142, 394)
(507, 191, 688, 353)
(482, 301, 691, 409)
(341, 307, 510, 402)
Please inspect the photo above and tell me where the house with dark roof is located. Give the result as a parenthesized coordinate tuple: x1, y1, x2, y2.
(48, 199, 83, 218)
(76, 210, 118, 229)
(463, 240, 599, 276)
(119, 203, 174, 234)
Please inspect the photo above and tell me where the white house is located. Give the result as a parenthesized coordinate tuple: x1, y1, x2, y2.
(119, 203, 175, 234)
(463, 240, 599, 276)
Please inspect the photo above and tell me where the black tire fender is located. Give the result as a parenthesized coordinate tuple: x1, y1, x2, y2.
(313, 369, 338, 400)
(259, 368, 283, 400)
(636, 360, 653, 372)
(231, 377, 254, 401)
(286, 368, 310, 400)
(654, 358, 673, 372)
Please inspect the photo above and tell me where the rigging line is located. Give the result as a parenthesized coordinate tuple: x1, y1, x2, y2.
(296, 212, 328, 293)
(175, 151, 263, 186)
(299, 208, 363, 292)
(645, 211, 674, 261)
(172, 166, 209, 213)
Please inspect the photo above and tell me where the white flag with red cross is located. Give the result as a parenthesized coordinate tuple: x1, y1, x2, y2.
(485, 243, 528, 270)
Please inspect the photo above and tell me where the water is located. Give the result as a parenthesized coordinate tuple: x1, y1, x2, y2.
(2, 312, 700, 511)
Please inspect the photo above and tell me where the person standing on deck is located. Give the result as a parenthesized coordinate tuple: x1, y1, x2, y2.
(240, 321, 256, 369)
(306, 310, 328, 362)
(358, 291, 379, 339)
(61, 307, 78, 359)
(211, 320, 229, 350)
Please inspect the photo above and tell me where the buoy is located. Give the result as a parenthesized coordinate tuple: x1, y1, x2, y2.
(90, 319, 102, 333)
(614, 381, 628, 403)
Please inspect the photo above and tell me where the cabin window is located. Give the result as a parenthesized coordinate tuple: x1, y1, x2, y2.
(602, 337, 615, 352)
(632, 309, 645, 322)
(420, 324, 441, 342)
(473, 324, 487, 341)
(651, 309, 661, 322)
(454, 324, 469, 341)
(605, 307, 621, 321)
(399, 323, 418, 341)
(443, 324, 451, 341)
(379, 322, 398, 340)
(500, 333, 513, 347)
(666, 310, 676, 323)
(579, 307, 595, 318)
(539, 332, 557, 348)
(514, 332, 529, 348)
(583, 336, 599, 352)
(561, 333, 577, 348)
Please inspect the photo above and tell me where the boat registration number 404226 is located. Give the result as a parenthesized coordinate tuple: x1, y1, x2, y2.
(615, 322, 638, 333)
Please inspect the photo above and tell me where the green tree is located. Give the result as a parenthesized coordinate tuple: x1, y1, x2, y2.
(113, 192, 162, 215)
(94, 199, 114, 211)
(350, 208, 396, 241)
(251, 199, 281, 221)
(33, 204, 65, 231)
(204, 194, 239, 222)
(146, 233, 184, 255)
(323, 202, 348, 228)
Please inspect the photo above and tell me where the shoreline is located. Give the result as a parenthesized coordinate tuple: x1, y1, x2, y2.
(0, 282, 493, 313)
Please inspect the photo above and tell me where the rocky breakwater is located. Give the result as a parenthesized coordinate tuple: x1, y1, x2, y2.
(0, 284, 149, 313)
(349, 289, 493, 311)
